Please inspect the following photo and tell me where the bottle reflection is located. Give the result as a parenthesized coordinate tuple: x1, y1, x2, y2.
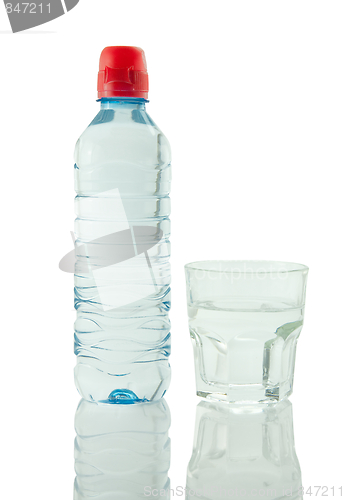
(186, 400, 302, 500)
(74, 399, 171, 499)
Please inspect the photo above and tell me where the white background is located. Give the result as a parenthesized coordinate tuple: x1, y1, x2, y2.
(1, 1, 346, 497)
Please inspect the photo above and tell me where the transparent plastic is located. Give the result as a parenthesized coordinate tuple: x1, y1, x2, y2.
(185, 261, 308, 403)
(186, 399, 302, 500)
(74, 98, 171, 403)
(74, 398, 171, 499)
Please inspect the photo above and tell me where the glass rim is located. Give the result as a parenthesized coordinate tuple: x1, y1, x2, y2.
(184, 260, 309, 275)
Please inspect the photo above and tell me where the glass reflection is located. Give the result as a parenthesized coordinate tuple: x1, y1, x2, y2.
(74, 399, 171, 499)
(186, 400, 302, 500)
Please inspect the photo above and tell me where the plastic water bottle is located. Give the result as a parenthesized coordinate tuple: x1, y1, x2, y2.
(74, 46, 171, 404)
(74, 398, 171, 499)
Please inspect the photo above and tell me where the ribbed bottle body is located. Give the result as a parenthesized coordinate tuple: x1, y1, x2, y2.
(74, 99, 171, 403)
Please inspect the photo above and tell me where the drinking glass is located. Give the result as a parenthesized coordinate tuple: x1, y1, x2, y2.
(185, 261, 308, 403)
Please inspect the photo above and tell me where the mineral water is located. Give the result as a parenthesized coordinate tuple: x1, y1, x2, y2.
(188, 299, 304, 403)
(74, 47, 171, 403)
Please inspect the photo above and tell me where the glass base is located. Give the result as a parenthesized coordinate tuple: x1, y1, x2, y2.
(197, 383, 292, 405)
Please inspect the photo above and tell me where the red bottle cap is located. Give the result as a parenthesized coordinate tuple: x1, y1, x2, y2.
(97, 46, 149, 99)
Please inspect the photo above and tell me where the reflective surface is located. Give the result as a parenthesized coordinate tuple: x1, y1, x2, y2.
(74, 399, 171, 499)
(186, 399, 302, 499)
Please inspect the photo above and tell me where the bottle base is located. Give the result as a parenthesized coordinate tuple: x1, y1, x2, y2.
(102, 389, 148, 404)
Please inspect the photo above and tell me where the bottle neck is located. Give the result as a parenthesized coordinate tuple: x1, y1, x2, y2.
(99, 97, 147, 110)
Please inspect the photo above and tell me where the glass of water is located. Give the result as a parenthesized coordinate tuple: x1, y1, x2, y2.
(185, 261, 308, 404)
